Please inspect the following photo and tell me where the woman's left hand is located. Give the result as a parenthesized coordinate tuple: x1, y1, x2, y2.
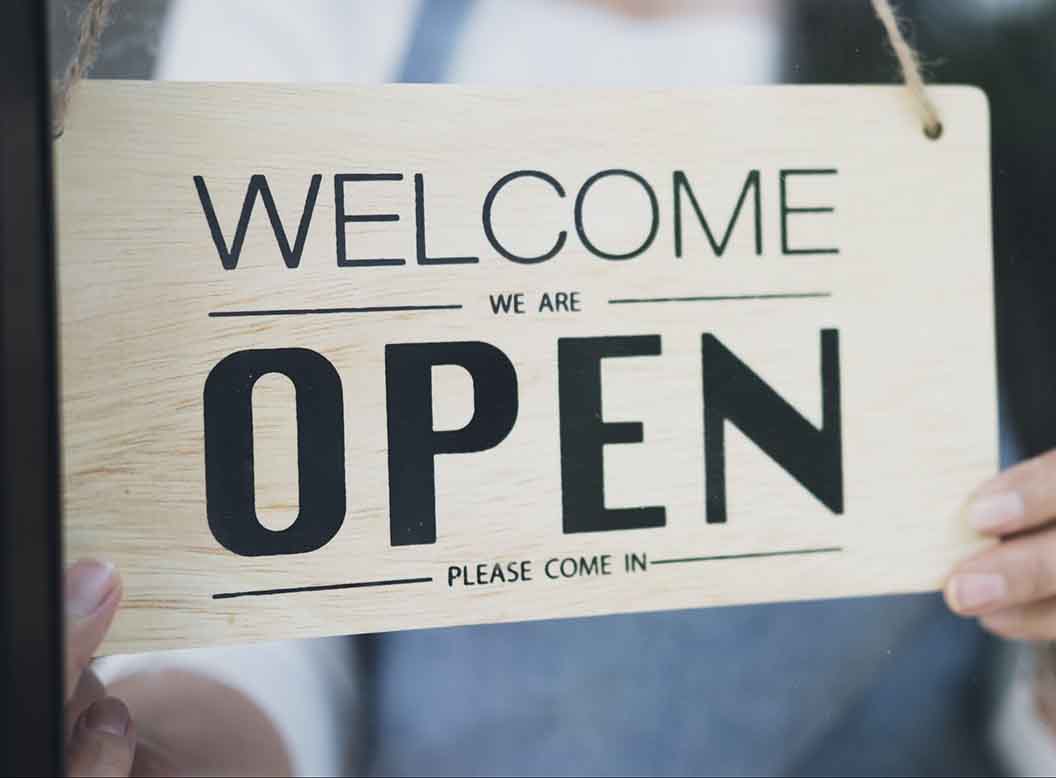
(945, 449, 1056, 638)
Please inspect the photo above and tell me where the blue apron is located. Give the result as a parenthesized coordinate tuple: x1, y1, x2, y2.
(363, 4, 1002, 775)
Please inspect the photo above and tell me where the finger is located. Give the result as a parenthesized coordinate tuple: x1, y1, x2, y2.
(959, 448, 1056, 537)
(65, 560, 121, 701)
(65, 668, 105, 744)
(946, 527, 1056, 615)
(67, 697, 135, 778)
(979, 598, 1056, 641)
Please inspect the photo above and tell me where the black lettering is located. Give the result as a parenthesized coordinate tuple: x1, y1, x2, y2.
(203, 348, 345, 556)
(483, 170, 567, 264)
(625, 552, 647, 572)
(779, 168, 840, 255)
(489, 293, 525, 315)
(673, 170, 761, 258)
(701, 330, 843, 523)
(574, 169, 659, 260)
(334, 173, 406, 267)
(558, 336, 666, 533)
(386, 341, 518, 545)
(416, 173, 479, 265)
(194, 174, 321, 270)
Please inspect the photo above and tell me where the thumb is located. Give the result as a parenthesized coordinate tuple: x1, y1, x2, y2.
(68, 697, 136, 777)
(65, 560, 121, 701)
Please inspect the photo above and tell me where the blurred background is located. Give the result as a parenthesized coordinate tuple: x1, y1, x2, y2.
(46, 2, 1056, 775)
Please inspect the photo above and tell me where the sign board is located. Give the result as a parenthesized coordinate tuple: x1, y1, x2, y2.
(57, 83, 996, 654)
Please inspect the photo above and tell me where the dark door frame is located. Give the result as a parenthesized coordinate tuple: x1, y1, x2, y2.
(0, 1, 65, 774)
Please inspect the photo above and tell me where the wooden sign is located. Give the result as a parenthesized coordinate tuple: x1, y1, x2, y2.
(58, 83, 995, 654)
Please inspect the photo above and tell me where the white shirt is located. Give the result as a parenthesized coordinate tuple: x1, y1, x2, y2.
(156, 0, 781, 87)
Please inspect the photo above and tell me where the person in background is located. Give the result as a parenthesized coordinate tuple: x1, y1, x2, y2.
(61, 1, 1056, 775)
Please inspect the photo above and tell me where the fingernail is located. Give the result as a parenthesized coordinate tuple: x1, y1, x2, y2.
(66, 560, 117, 620)
(967, 492, 1025, 532)
(949, 572, 1008, 611)
(84, 698, 129, 737)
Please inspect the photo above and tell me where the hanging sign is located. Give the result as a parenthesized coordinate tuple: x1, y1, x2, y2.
(58, 82, 995, 654)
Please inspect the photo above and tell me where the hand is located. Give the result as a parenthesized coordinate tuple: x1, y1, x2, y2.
(63, 561, 294, 777)
(945, 449, 1056, 638)
(65, 560, 135, 776)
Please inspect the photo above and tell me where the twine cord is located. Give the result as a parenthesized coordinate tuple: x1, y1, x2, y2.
(52, 0, 115, 138)
(870, 0, 943, 139)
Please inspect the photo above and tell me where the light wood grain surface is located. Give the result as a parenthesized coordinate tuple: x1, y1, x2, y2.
(57, 82, 996, 654)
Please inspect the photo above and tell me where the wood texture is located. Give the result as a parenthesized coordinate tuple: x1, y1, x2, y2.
(56, 82, 996, 654)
